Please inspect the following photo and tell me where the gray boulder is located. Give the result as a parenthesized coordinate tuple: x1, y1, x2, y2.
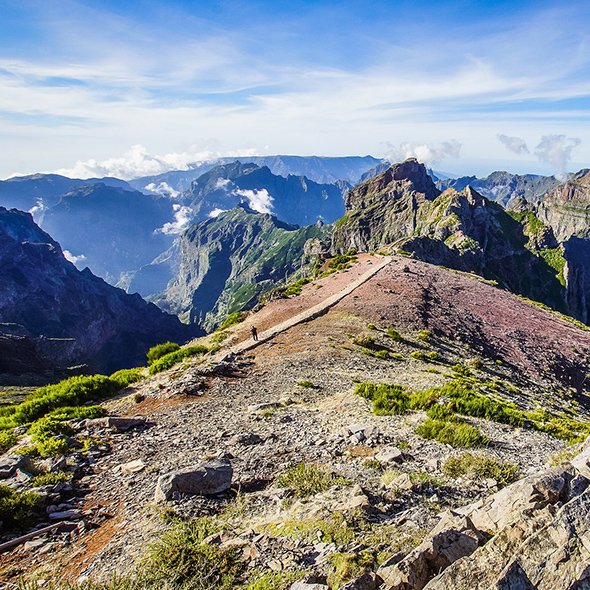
(155, 459, 233, 501)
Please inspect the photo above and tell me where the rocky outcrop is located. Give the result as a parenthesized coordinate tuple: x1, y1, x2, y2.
(159, 205, 330, 330)
(377, 441, 590, 590)
(155, 459, 233, 501)
(332, 159, 440, 253)
(0, 207, 195, 375)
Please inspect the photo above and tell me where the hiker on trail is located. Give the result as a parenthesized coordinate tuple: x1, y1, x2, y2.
(251, 326, 258, 341)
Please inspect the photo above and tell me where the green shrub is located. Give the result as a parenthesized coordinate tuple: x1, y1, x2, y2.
(11, 375, 119, 426)
(109, 368, 145, 388)
(31, 471, 72, 487)
(417, 329, 432, 344)
(147, 342, 181, 365)
(297, 380, 318, 389)
(282, 277, 311, 296)
(28, 417, 73, 457)
(143, 519, 243, 589)
(148, 345, 209, 375)
(45, 405, 106, 421)
(218, 311, 248, 330)
(266, 512, 355, 546)
(387, 328, 402, 341)
(367, 323, 377, 330)
(427, 351, 440, 361)
(416, 418, 488, 448)
(373, 350, 390, 360)
(0, 428, 16, 452)
(426, 404, 454, 420)
(452, 363, 472, 377)
(276, 463, 349, 498)
(353, 334, 378, 349)
(443, 452, 519, 487)
(410, 350, 427, 361)
(0, 485, 41, 531)
(354, 383, 410, 416)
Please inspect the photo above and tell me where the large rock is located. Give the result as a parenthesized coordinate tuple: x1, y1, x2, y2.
(424, 487, 590, 590)
(378, 513, 485, 590)
(155, 459, 233, 501)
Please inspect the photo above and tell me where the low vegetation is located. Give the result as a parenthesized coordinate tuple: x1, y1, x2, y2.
(0, 484, 41, 532)
(148, 345, 209, 375)
(109, 367, 145, 388)
(416, 418, 489, 448)
(276, 462, 349, 498)
(217, 311, 248, 330)
(355, 374, 590, 444)
(147, 342, 181, 365)
(443, 452, 519, 487)
(142, 518, 243, 589)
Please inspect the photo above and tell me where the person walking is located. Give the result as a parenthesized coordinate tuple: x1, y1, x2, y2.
(251, 326, 258, 341)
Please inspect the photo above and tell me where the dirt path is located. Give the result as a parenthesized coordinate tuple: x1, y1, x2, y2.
(221, 255, 392, 359)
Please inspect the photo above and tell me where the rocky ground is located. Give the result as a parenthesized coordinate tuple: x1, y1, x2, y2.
(1, 255, 590, 588)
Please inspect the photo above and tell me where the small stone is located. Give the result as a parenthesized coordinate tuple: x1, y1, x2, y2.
(119, 459, 146, 475)
(375, 446, 404, 465)
(48, 510, 83, 520)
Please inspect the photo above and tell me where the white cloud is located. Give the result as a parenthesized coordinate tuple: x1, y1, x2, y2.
(144, 181, 181, 198)
(209, 208, 227, 218)
(234, 188, 274, 214)
(156, 204, 193, 235)
(497, 134, 529, 155)
(384, 141, 462, 167)
(214, 178, 232, 190)
(63, 250, 87, 265)
(53, 145, 259, 180)
(534, 135, 582, 176)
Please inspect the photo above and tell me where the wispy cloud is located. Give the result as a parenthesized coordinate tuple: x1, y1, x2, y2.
(384, 140, 461, 167)
(156, 204, 193, 235)
(497, 134, 529, 155)
(534, 135, 582, 176)
(234, 188, 274, 214)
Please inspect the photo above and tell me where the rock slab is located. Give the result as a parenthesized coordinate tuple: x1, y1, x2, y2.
(155, 459, 233, 501)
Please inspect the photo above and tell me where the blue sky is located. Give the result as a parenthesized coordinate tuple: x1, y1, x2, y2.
(0, 0, 589, 179)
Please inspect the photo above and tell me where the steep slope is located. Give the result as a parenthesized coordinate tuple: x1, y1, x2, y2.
(438, 170, 561, 206)
(41, 184, 176, 283)
(333, 159, 570, 318)
(183, 161, 346, 225)
(536, 170, 590, 323)
(159, 205, 330, 329)
(5, 255, 589, 585)
(0, 207, 195, 376)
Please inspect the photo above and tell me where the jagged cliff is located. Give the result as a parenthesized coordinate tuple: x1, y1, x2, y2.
(0, 207, 195, 376)
(536, 170, 590, 323)
(159, 205, 330, 330)
(333, 159, 569, 316)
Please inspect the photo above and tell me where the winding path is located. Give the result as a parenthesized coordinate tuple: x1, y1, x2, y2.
(224, 255, 393, 358)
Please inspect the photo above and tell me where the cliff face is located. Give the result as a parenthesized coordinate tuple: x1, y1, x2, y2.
(0, 207, 195, 376)
(159, 206, 330, 330)
(536, 171, 590, 322)
(333, 159, 569, 317)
